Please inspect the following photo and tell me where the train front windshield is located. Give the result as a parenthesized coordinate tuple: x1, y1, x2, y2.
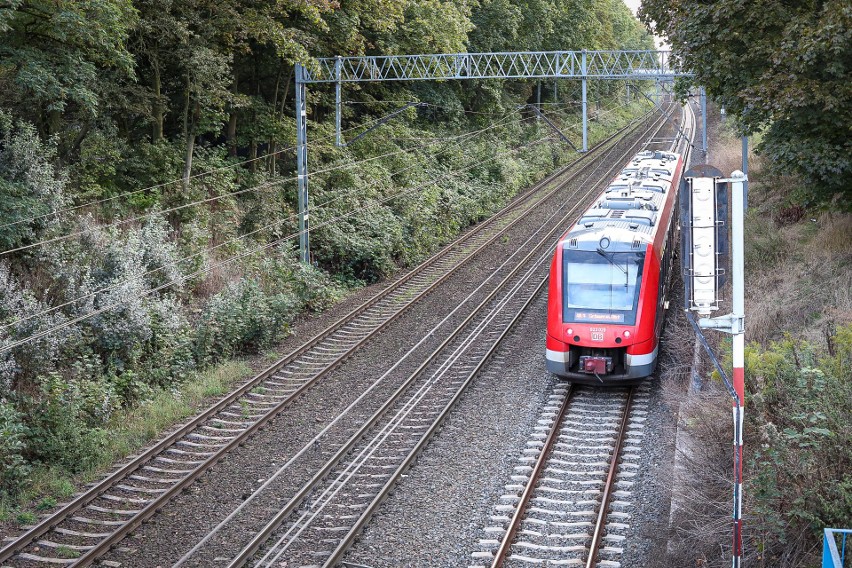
(562, 249, 644, 325)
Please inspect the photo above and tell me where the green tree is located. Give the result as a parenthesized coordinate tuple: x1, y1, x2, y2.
(0, 0, 137, 149)
(639, 0, 852, 204)
(0, 111, 67, 250)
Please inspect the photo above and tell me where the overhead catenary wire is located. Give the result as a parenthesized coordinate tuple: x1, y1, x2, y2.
(0, 112, 540, 333)
(0, 109, 537, 258)
(1, 97, 628, 337)
(0, 104, 452, 233)
(0, 131, 559, 353)
(0, 99, 582, 234)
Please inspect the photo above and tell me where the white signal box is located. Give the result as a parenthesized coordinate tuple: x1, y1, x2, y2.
(680, 165, 727, 316)
(690, 176, 719, 314)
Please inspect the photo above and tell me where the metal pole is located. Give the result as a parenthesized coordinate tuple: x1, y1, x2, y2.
(581, 50, 588, 152)
(626, 83, 630, 105)
(536, 81, 541, 118)
(742, 136, 749, 210)
(335, 57, 342, 147)
(295, 64, 310, 263)
(730, 170, 746, 568)
(701, 86, 708, 155)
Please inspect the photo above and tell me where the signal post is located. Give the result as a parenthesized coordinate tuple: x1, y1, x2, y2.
(681, 167, 747, 568)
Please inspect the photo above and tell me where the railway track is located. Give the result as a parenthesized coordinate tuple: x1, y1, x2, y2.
(0, 112, 661, 568)
(165, 113, 673, 567)
(466, 99, 698, 568)
(473, 384, 646, 568)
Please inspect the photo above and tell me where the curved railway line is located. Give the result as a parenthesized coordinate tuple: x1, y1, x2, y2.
(471, 100, 697, 568)
(1, 103, 688, 568)
(170, 110, 679, 568)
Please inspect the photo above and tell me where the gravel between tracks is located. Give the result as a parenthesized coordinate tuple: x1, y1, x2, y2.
(97, 117, 668, 568)
(339, 304, 687, 568)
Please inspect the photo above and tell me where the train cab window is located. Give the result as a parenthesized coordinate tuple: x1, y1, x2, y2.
(562, 248, 645, 325)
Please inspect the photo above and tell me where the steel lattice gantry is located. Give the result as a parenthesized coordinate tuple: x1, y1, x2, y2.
(293, 50, 695, 262)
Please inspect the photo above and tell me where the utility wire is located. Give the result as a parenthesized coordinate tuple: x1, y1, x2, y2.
(0, 109, 535, 258)
(0, 131, 557, 354)
(0, 107, 439, 233)
(0, 114, 541, 334)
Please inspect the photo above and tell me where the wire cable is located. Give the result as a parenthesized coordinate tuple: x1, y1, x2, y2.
(0, 113, 538, 333)
(0, 131, 557, 354)
(0, 107, 438, 233)
(0, 109, 536, 258)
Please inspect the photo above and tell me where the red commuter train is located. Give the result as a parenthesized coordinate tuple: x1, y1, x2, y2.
(545, 150, 684, 383)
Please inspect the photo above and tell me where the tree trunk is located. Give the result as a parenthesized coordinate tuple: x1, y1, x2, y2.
(152, 58, 164, 142)
(182, 72, 191, 140)
(183, 101, 199, 193)
(227, 74, 238, 157)
(227, 112, 237, 157)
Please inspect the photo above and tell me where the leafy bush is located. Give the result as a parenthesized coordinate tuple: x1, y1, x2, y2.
(194, 278, 298, 364)
(44, 215, 187, 374)
(0, 262, 79, 393)
(22, 374, 110, 473)
(745, 327, 852, 566)
(0, 110, 67, 251)
(0, 399, 30, 495)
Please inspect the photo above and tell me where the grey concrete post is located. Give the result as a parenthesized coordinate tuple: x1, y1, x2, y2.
(701, 87, 708, 155)
(742, 136, 749, 209)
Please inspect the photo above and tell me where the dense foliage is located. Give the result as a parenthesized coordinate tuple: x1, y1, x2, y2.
(0, 1, 654, 499)
(638, 0, 852, 205)
(745, 327, 852, 566)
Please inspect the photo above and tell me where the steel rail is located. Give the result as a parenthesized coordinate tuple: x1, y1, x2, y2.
(487, 102, 696, 568)
(320, 111, 670, 563)
(0, 110, 661, 568)
(0, 117, 637, 567)
(585, 387, 636, 568)
(322, 258, 554, 568)
(222, 185, 573, 567)
(489, 385, 576, 567)
(228, 111, 672, 568)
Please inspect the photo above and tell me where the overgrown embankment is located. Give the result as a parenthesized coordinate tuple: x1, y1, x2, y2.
(665, 112, 852, 568)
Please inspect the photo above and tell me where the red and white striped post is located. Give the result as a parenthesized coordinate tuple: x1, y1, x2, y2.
(693, 169, 747, 567)
(730, 170, 746, 568)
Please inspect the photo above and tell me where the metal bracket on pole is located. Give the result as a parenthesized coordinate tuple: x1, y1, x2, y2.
(581, 50, 588, 152)
(520, 105, 578, 151)
(295, 64, 310, 263)
(698, 312, 744, 335)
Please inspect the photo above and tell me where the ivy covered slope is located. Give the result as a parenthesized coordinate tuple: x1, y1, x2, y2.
(0, 1, 653, 503)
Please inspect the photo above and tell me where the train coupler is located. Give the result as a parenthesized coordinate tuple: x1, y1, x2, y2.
(580, 355, 613, 375)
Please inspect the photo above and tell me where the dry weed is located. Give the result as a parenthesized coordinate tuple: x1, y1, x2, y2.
(808, 212, 852, 261)
(195, 257, 245, 299)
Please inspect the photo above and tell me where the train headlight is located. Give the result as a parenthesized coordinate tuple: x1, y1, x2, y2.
(566, 328, 573, 337)
(623, 330, 631, 338)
